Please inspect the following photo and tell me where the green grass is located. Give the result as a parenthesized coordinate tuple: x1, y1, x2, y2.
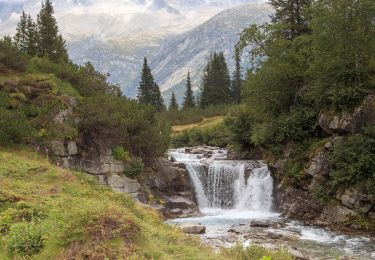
(172, 116, 224, 134)
(0, 147, 293, 259)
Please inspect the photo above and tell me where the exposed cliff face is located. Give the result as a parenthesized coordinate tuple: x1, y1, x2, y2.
(50, 133, 198, 219)
(269, 94, 375, 233)
(318, 94, 375, 135)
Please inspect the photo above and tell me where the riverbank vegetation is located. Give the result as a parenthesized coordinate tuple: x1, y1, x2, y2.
(0, 148, 293, 259)
(0, 0, 169, 163)
(171, 0, 375, 195)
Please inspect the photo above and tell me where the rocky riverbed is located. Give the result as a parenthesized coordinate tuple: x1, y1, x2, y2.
(167, 147, 375, 260)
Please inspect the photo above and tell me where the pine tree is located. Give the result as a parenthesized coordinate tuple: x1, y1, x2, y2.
(169, 92, 179, 111)
(182, 72, 195, 109)
(152, 83, 166, 112)
(269, 0, 312, 40)
(138, 57, 154, 105)
(25, 15, 37, 56)
(14, 11, 28, 53)
(231, 47, 242, 103)
(137, 57, 165, 112)
(200, 52, 231, 108)
(37, 0, 69, 62)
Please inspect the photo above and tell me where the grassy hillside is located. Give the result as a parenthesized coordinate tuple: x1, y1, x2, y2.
(172, 116, 224, 134)
(0, 148, 292, 260)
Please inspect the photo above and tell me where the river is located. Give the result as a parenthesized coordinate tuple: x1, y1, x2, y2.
(167, 148, 375, 259)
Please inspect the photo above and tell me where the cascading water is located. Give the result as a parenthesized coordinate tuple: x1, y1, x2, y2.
(169, 148, 274, 212)
(168, 148, 375, 259)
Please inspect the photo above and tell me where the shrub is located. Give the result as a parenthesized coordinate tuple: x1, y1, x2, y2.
(0, 39, 28, 72)
(171, 123, 231, 148)
(225, 105, 254, 150)
(124, 157, 144, 178)
(78, 95, 170, 159)
(7, 222, 44, 256)
(221, 243, 293, 260)
(0, 108, 34, 145)
(112, 147, 130, 161)
(330, 134, 375, 195)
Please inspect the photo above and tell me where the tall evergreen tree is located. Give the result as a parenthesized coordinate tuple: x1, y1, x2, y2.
(14, 11, 28, 53)
(137, 57, 165, 112)
(138, 57, 154, 105)
(200, 52, 231, 108)
(182, 72, 195, 109)
(36, 0, 68, 62)
(25, 15, 37, 56)
(269, 0, 312, 39)
(231, 47, 242, 103)
(169, 92, 179, 111)
(152, 83, 166, 112)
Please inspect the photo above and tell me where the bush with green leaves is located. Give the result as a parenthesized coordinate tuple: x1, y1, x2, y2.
(0, 108, 34, 145)
(7, 222, 44, 256)
(0, 39, 29, 72)
(124, 157, 145, 178)
(112, 146, 130, 161)
(78, 95, 170, 159)
(171, 124, 231, 148)
(330, 133, 375, 195)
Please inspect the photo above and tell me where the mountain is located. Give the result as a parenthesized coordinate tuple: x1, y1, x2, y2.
(68, 3, 272, 99)
(0, 0, 270, 100)
(152, 4, 271, 102)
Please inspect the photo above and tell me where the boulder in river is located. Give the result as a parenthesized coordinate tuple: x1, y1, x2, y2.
(179, 223, 206, 234)
(250, 221, 272, 228)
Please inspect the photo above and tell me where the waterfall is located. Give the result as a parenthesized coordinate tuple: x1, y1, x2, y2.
(169, 148, 274, 212)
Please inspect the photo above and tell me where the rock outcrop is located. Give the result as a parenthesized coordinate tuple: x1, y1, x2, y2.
(318, 94, 375, 135)
(179, 223, 206, 234)
(139, 158, 199, 219)
(268, 94, 375, 233)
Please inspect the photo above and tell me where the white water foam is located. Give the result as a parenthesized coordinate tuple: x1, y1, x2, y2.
(169, 148, 274, 213)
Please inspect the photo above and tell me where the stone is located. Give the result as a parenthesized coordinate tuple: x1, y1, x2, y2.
(67, 141, 78, 155)
(50, 141, 67, 157)
(100, 174, 140, 195)
(305, 151, 329, 177)
(318, 94, 375, 135)
(250, 221, 271, 228)
(228, 229, 241, 234)
(179, 223, 206, 234)
(266, 232, 282, 239)
(163, 195, 196, 210)
(339, 188, 374, 213)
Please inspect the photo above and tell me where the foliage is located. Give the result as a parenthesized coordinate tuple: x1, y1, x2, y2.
(137, 57, 165, 112)
(7, 222, 45, 256)
(231, 47, 242, 103)
(221, 243, 293, 260)
(159, 104, 231, 126)
(124, 157, 145, 178)
(308, 0, 375, 110)
(330, 133, 375, 195)
(36, 0, 69, 62)
(29, 57, 120, 97)
(182, 72, 195, 109)
(112, 147, 130, 161)
(269, 0, 312, 40)
(0, 39, 29, 72)
(224, 105, 254, 150)
(200, 52, 232, 108)
(171, 123, 231, 148)
(169, 92, 179, 111)
(78, 94, 170, 159)
(0, 108, 34, 145)
(0, 148, 287, 260)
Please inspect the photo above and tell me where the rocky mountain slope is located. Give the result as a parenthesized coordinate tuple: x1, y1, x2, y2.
(0, 0, 270, 99)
